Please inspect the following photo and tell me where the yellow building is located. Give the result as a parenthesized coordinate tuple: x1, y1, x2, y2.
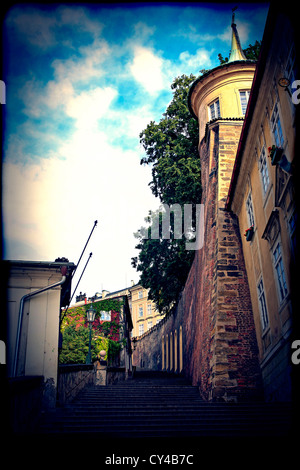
(130, 284, 164, 337)
(226, 4, 297, 400)
(79, 283, 164, 338)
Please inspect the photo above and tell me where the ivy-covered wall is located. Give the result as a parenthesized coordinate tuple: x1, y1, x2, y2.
(59, 297, 126, 365)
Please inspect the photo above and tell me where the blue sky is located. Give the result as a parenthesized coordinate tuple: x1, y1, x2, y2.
(2, 2, 269, 297)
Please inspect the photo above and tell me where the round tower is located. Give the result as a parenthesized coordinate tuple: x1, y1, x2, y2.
(188, 9, 256, 138)
(188, 12, 256, 207)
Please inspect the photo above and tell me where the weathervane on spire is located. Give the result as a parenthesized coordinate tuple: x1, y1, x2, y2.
(228, 6, 247, 63)
(232, 6, 238, 25)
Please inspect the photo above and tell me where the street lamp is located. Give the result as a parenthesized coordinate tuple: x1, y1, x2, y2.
(86, 305, 96, 364)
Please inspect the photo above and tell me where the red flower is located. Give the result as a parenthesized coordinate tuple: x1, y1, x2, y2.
(244, 225, 254, 237)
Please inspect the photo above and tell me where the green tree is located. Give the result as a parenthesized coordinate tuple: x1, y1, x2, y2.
(59, 299, 125, 365)
(132, 74, 201, 313)
(132, 211, 195, 313)
(139, 74, 201, 205)
(59, 325, 97, 364)
(218, 40, 261, 64)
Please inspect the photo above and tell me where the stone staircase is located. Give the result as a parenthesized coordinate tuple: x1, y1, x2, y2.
(37, 370, 292, 438)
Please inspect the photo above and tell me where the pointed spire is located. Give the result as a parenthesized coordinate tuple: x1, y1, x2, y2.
(228, 7, 247, 63)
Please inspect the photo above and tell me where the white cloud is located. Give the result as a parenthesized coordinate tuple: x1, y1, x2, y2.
(45, 78, 75, 111)
(129, 46, 165, 94)
(217, 26, 231, 43)
(58, 6, 104, 38)
(9, 10, 58, 49)
(2, 133, 159, 292)
(8, 5, 104, 50)
(235, 22, 250, 44)
(52, 39, 110, 83)
(179, 48, 213, 70)
(65, 86, 118, 130)
(133, 21, 156, 41)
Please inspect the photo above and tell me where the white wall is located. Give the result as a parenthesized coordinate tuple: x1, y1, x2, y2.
(7, 261, 68, 407)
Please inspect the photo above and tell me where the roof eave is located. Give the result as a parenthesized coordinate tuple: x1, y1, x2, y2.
(187, 60, 256, 120)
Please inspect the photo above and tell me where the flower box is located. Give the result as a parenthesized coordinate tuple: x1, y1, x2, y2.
(268, 146, 284, 166)
(244, 225, 254, 241)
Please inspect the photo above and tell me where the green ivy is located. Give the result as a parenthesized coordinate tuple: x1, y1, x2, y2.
(97, 320, 120, 339)
(61, 305, 86, 331)
(59, 298, 126, 365)
(95, 336, 109, 360)
(84, 298, 123, 317)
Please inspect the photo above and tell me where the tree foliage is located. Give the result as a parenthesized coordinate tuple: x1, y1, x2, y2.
(139, 74, 201, 206)
(132, 75, 201, 314)
(59, 325, 97, 364)
(132, 216, 195, 313)
(59, 299, 125, 365)
(218, 40, 261, 64)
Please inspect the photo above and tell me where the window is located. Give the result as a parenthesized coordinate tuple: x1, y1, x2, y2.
(239, 90, 250, 115)
(286, 44, 297, 96)
(209, 99, 220, 120)
(273, 242, 288, 302)
(138, 306, 143, 317)
(246, 192, 255, 227)
(257, 279, 269, 331)
(271, 103, 284, 147)
(139, 324, 144, 335)
(147, 321, 153, 331)
(147, 303, 152, 316)
(100, 311, 111, 321)
(288, 210, 297, 258)
(138, 290, 143, 299)
(259, 147, 270, 195)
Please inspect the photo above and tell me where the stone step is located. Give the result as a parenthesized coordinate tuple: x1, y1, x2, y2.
(62, 405, 291, 414)
(37, 370, 292, 437)
(40, 421, 289, 437)
(73, 396, 202, 402)
(79, 388, 201, 394)
(43, 415, 290, 427)
(65, 403, 290, 413)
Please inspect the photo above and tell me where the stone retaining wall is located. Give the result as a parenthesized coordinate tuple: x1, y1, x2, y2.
(57, 364, 94, 405)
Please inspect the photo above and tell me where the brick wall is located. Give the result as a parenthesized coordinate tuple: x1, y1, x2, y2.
(212, 208, 263, 400)
(133, 120, 263, 401)
(218, 122, 244, 207)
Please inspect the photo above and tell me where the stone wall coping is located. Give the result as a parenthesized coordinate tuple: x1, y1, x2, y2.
(58, 364, 94, 374)
(8, 375, 44, 393)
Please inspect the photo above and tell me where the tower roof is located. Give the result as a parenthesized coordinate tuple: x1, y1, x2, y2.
(187, 7, 256, 122)
(228, 8, 247, 63)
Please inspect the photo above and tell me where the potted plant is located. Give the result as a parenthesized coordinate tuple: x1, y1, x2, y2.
(244, 225, 254, 241)
(268, 145, 283, 166)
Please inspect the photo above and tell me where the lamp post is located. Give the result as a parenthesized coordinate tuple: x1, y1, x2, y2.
(86, 305, 96, 364)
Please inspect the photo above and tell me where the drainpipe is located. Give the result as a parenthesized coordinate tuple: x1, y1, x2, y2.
(12, 266, 68, 378)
